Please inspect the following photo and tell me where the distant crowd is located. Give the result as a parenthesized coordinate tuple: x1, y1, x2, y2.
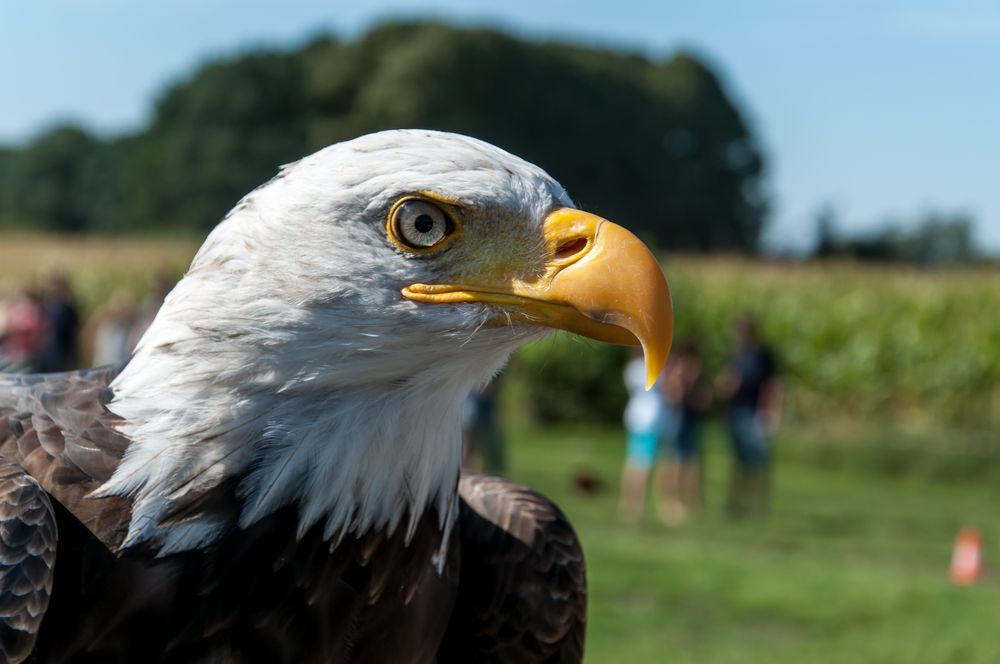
(0, 272, 174, 373)
(620, 316, 782, 524)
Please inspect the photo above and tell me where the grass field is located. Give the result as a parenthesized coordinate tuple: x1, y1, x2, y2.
(506, 423, 1000, 664)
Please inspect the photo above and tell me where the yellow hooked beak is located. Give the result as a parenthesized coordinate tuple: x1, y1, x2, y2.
(403, 208, 673, 388)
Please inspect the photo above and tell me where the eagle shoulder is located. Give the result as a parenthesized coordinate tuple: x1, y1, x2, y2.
(0, 367, 132, 551)
(439, 473, 587, 663)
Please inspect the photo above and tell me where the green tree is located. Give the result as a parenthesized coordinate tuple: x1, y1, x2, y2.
(301, 23, 768, 250)
(0, 125, 105, 232)
(118, 51, 309, 233)
(811, 208, 980, 265)
(0, 21, 768, 250)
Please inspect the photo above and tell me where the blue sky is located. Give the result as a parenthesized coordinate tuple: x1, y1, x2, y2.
(3, 1, 999, 251)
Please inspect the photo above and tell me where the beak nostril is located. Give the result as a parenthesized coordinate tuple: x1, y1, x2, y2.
(555, 237, 588, 261)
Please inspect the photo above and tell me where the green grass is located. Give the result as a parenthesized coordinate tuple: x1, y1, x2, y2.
(504, 423, 1000, 663)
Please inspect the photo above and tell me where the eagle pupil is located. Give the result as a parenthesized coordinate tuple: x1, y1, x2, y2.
(414, 214, 435, 233)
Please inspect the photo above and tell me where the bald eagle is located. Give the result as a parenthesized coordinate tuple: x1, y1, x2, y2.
(0, 131, 672, 663)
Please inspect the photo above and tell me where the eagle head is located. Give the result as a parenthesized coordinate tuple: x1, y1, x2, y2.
(101, 130, 672, 554)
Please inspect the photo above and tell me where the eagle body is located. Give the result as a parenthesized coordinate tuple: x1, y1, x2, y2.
(0, 368, 584, 663)
(0, 131, 670, 662)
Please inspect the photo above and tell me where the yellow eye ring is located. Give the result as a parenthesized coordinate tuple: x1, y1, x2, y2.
(386, 194, 463, 254)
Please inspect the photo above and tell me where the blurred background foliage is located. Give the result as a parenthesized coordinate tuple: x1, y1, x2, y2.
(0, 21, 765, 250)
(511, 259, 1000, 432)
(812, 205, 980, 266)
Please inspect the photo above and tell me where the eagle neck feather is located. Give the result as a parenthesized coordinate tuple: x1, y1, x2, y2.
(99, 279, 520, 558)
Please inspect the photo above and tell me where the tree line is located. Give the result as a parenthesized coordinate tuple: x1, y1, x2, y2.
(812, 206, 981, 265)
(0, 21, 767, 251)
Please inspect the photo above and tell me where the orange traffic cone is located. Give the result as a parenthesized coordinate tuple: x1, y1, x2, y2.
(950, 526, 984, 585)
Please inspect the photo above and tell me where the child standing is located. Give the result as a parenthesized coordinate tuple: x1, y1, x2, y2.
(618, 350, 666, 523)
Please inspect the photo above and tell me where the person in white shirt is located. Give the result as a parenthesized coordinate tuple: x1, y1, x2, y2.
(618, 350, 666, 523)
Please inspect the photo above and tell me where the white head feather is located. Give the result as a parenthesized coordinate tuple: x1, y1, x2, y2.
(98, 130, 572, 556)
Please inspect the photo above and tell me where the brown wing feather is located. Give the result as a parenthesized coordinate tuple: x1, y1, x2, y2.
(0, 455, 58, 664)
(0, 367, 132, 550)
(438, 473, 587, 663)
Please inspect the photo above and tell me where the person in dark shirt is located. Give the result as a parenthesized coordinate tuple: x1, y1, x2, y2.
(657, 339, 711, 525)
(461, 377, 505, 475)
(38, 273, 81, 372)
(0, 290, 48, 372)
(716, 315, 782, 516)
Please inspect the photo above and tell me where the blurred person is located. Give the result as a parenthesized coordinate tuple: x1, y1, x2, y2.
(657, 339, 711, 526)
(0, 295, 10, 368)
(0, 289, 49, 372)
(619, 348, 666, 523)
(37, 272, 80, 372)
(716, 315, 782, 516)
(0, 295, 9, 340)
(461, 378, 505, 475)
(128, 269, 176, 348)
(90, 292, 137, 367)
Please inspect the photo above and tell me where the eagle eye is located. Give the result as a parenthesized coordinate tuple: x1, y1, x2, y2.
(388, 198, 457, 251)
